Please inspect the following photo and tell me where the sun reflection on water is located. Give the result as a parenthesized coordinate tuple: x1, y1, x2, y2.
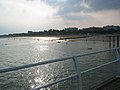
(26, 65, 53, 90)
(35, 45, 49, 52)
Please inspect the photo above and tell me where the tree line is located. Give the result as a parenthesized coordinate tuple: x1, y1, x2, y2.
(0, 26, 120, 37)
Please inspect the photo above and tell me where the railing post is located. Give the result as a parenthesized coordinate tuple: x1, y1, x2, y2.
(115, 48, 120, 78)
(109, 36, 112, 48)
(113, 36, 115, 48)
(73, 56, 82, 90)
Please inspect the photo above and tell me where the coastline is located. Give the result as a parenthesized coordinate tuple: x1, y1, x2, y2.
(0, 34, 110, 42)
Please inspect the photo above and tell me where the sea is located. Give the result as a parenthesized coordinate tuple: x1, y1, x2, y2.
(0, 37, 117, 90)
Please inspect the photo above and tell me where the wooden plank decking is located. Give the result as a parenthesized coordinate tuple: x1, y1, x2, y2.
(97, 78, 120, 90)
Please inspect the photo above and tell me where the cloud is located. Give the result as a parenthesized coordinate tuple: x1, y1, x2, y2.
(0, 0, 120, 34)
(45, 0, 83, 15)
(44, 0, 120, 16)
(44, 0, 120, 27)
(0, 0, 66, 34)
(87, 10, 120, 25)
(85, 0, 120, 11)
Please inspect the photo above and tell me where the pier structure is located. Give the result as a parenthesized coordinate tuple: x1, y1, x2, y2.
(108, 35, 120, 48)
(0, 48, 120, 90)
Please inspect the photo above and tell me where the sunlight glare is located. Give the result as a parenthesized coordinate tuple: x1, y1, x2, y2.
(0, 0, 57, 28)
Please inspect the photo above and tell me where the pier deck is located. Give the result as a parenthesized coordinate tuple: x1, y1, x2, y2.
(97, 78, 120, 90)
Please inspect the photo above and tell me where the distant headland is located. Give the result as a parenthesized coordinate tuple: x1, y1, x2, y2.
(0, 25, 120, 38)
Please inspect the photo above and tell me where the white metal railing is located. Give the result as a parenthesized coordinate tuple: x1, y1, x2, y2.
(0, 47, 120, 90)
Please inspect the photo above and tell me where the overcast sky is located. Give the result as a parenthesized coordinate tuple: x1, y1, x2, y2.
(0, 0, 120, 34)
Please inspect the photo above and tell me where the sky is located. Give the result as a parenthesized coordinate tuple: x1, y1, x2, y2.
(0, 0, 120, 34)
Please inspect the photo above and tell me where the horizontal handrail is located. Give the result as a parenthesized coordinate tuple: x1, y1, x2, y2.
(0, 48, 119, 73)
(81, 60, 119, 74)
(76, 47, 119, 58)
(0, 56, 72, 73)
(0, 47, 120, 90)
(33, 60, 119, 90)
(32, 74, 77, 90)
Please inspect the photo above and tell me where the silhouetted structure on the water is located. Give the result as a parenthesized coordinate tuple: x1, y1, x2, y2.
(108, 35, 120, 48)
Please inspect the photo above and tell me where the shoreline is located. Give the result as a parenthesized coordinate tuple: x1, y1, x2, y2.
(0, 34, 110, 42)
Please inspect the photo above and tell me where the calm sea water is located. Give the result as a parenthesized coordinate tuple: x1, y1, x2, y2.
(0, 37, 116, 90)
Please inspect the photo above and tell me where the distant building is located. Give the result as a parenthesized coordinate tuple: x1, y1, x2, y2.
(64, 27, 78, 32)
(83, 27, 103, 31)
(103, 25, 120, 30)
(28, 31, 33, 34)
